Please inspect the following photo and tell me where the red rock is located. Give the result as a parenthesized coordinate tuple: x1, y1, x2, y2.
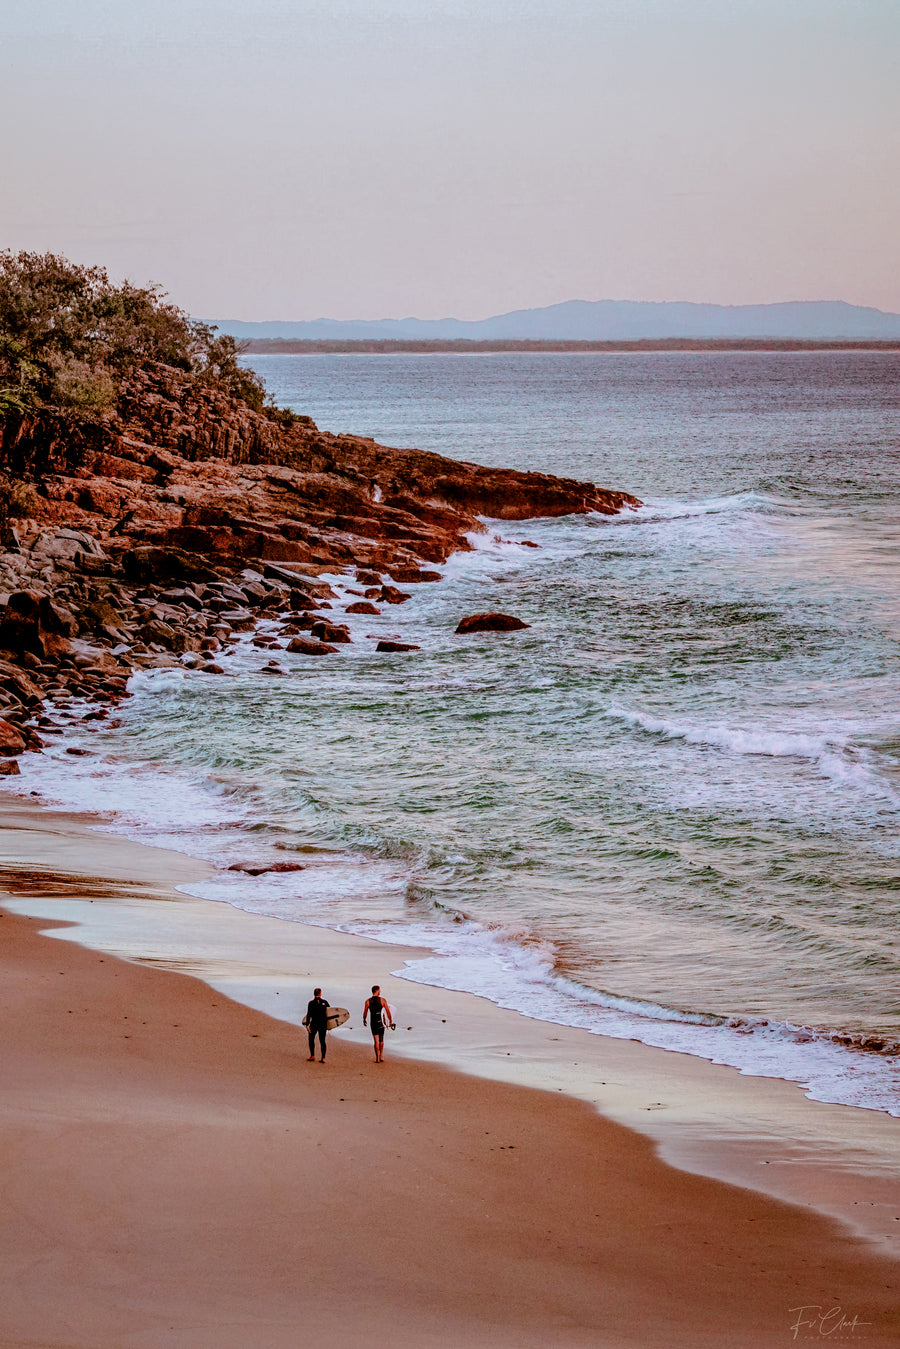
(310, 621, 351, 644)
(375, 640, 420, 652)
(454, 613, 530, 635)
(0, 719, 26, 755)
(289, 590, 320, 611)
(0, 759, 21, 775)
(345, 601, 380, 615)
(388, 568, 441, 583)
(7, 591, 41, 619)
(286, 637, 336, 655)
(356, 570, 383, 586)
(379, 586, 410, 605)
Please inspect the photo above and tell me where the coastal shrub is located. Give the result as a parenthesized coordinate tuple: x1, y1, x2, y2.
(0, 249, 268, 415)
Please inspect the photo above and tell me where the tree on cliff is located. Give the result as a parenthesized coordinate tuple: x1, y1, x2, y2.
(0, 250, 267, 417)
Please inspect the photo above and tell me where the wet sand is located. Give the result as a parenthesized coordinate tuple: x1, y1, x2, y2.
(1, 801, 898, 1348)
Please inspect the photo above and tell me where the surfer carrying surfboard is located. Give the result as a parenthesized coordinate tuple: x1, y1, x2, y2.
(363, 985, 395, 1063)
(304, 988, 330, 1063)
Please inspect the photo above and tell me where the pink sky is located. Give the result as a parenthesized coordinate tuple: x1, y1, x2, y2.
(2, 0, 898, 320)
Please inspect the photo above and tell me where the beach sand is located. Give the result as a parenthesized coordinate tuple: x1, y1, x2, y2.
(1, 802, 898, 1348)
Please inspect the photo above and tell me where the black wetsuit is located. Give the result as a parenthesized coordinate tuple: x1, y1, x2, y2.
(306, 996, 329, 1059)
(369, 995, 386, 1038)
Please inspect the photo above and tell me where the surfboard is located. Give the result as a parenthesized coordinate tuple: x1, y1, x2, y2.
(302, 1006, 350, 1030)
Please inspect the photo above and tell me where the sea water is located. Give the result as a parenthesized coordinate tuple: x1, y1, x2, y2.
(14, 352, 900, 1114)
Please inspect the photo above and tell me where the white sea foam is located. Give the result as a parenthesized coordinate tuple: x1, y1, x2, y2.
(605, 706, 900, 804)
(353, 916, 900, 1117)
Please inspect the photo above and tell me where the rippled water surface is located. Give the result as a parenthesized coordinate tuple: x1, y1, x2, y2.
(20, 352, 900, 1112)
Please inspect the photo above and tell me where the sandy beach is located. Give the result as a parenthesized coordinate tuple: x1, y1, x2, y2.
(0, 800, 897, 1348)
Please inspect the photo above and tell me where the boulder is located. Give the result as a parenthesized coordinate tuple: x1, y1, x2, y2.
(375, 640, 420, 653)
(286, 637, 336, 655)
(138, 619, 176, 648)
(0, 759, 21, 775)
(31, 528, 107, 562)
(0, 597, 74, 662)
(310, 621, 351, 644)
(130, 653, 172, 668)
(454, 613, 530, 635)
(218, 610, 255, 632)
(379, 586, 410, 605)
(79, 596, 123, 632)
(290, 589, 320, 611)
(0, 662, 45, 705)
(0, 718, 26, 755)
(355, 570, 383, 586)
(123, 546, 222, 585)
(345, 601, 380, 615)
(7, 591, 41, 619)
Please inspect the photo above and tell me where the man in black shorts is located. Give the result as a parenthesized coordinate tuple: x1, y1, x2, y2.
(363, 985, 394, 1063)
(304, 987, 329, 1062)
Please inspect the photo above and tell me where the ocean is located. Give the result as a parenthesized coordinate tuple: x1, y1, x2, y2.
(16, 351, 900, 1114)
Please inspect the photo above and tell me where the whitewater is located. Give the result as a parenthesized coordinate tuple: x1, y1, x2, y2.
(9, 350, 900, 1116)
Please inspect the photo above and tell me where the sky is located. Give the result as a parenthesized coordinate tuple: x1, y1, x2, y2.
(1, 0, 898, 320)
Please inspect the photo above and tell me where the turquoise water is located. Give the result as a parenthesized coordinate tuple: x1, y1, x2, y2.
(20, 352, 900, 1111)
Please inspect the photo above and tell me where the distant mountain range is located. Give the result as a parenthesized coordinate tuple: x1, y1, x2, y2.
(213, 299, 900, 342)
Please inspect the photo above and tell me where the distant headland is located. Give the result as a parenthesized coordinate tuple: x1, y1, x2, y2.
(214, 298, 900, 344)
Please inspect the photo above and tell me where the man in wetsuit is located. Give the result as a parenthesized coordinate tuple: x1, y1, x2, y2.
(305, 987, 329, 1062)
(363, 984, 394, 1063)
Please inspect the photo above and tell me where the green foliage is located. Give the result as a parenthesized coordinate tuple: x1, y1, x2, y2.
(0, 249, 268, 415)
(0, 386, 32, 416)
(191, 323, 267, 412)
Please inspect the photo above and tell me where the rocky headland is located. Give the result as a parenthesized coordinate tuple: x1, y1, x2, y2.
(0, 250, 640, 771)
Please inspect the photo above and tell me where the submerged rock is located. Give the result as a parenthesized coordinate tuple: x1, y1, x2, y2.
(227, 861, 305, 875)
(455, 613, 530, 635)
(375, 640, 420, 652)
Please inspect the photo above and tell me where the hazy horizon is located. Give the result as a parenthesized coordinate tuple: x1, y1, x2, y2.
(213, 296, 900, 326)
(3, 0, 898, 320)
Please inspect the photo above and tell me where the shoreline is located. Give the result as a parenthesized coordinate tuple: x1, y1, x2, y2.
(3, 794, 899, 1250)
(2, 797, 900, 1346)
(241, 338, 900, 354)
